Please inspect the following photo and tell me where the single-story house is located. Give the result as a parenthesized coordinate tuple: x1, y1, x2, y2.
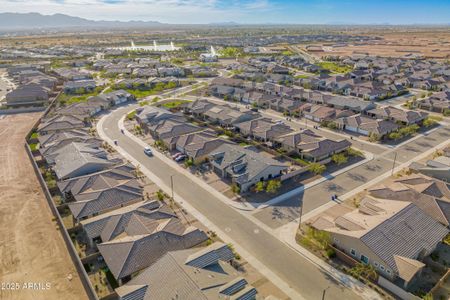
(276, 129, 351, 162)
(115, 242, 257, 300)
(311, 197, 448, 288)
(208, 144, 288, 192)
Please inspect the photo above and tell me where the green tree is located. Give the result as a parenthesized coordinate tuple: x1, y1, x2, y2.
(266, 180, 281, 194)
(332, 153, 348, 165)
(308, 163, 326, 175)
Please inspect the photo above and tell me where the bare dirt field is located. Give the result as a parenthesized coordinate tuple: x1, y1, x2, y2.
(302, 30, 450, 59)
(0, 113, 87, 300)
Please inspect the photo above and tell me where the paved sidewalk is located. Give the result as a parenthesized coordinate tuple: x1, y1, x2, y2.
(299, 138, 450, 223)
(98, 109, 382, 300)
(249, 150, 374, 211)
(117, 110, 256, 211)
(276, 222, 382, 300)
(97, 112, 306, 300)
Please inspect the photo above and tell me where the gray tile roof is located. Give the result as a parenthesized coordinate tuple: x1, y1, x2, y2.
(361, 203, 448, 274)
(98, 208, 207, 280)
(336, 114, 399, 136)
(52, 142, 114, 180)
(115, 243, 256, 300)
(277, 129, 351, 159)
(38, 114, 85, 133)
(209, 144, 287, 185)
(63, 165, 143, 220)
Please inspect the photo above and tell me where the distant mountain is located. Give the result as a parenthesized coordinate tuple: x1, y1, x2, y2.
(0, 12, 163, 30)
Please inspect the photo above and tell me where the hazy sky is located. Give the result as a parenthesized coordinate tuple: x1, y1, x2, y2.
(1, 0, 449, 24)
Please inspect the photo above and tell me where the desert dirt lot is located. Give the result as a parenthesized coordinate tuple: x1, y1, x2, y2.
(303, 31, 450, 59)
(0, 113, 87, 300)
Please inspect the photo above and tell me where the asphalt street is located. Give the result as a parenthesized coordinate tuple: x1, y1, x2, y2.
(100, 104, 365, 300)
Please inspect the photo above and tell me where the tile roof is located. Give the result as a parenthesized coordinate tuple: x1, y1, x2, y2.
(98, 208, 207, 280)
(115, 243, 256, 300)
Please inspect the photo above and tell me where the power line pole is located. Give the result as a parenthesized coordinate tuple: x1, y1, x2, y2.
(322, 286, 330, 300)
(170, 174, 174, 200)
(298, 199, 304, 232)
(391, 152, 397, 176)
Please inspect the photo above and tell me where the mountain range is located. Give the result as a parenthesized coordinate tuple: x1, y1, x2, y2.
(0, 13, 163, 30)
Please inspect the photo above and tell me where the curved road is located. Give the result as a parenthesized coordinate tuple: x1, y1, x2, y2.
(98, 104, 369, 300)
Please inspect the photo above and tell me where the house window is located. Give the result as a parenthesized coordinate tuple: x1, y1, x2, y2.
(379, 265, 385, 271)
(350, 248, 356, 256)
(386, 269, 391, 275)
(360, 255, 369, 265)
(374, 262, 379, 268)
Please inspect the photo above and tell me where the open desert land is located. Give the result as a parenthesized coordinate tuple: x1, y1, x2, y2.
(0, 113, 87, 300)
(301, 30, 450, 59)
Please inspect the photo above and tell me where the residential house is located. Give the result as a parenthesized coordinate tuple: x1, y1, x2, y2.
(37, 115, 85, 135)
(115, 242, 257, 300)
(149, 119, 201, 150)
(276, 129, 351, 162)
(202, 104, 260, 127)
(366, 106, 428, 125)
(303, 105, 354, 123)
(80, 200, 162, 248)
(369, 175, 450, 227)
(63, 80, 97, 94)
(335, 114, 399, 138)
(235, 117, 293, 142)
(51, 142, 115, 180)
(97, 204, 207, 283)
(58, 163, 143, 221)
(325, 96, 376, 113)
(409, 156, 450, 182)
(6, 83, 50, 107)
(135, 106, 186, 133)
(311, 197, 448, 288)
(208, 144, 288, 192)
(91, 89, 135, 106)
(175, 130, 231, 164)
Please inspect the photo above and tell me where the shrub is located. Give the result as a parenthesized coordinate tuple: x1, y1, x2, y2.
(346, 147, 364, 157)
(326, 248, 336, 258)
(308, 162, 326, 175)
(368, 132, 380, 142)
(255, 181, 266, 193)
(388, 132, 403, 140)
(29, 143, 39, 151)
(331, 153, 348, 165)
(156, 190, 165, 201)
(231, 184, 240, 194)
(266, 180, 281, 194)
(423, 117, 437, 127)
(126, 110, 136, 120)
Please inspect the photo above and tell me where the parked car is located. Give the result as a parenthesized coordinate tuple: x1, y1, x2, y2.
(144, 147, 153, 156)
(175, 154, 187, 162)
(172, 152, 183, 159)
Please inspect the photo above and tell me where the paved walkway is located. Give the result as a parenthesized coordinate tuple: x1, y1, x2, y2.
(97, 106, 381, 300)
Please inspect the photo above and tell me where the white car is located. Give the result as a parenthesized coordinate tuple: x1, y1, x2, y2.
(143, 147, 153, 156)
